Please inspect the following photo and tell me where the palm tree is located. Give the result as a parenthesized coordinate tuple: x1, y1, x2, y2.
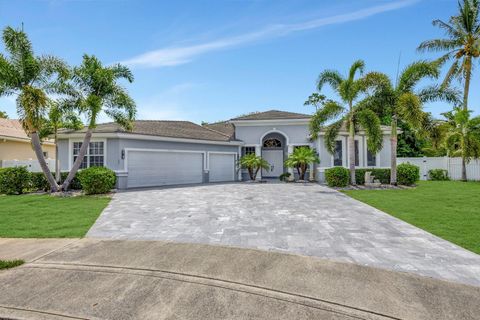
(309, 60, 384, 185)
(441, 107, 480, 180)
(238, 153, 270, 180)
(61, 54, 136, 190)
(418, 0, 480, 112)
(362, 61, 459, 184)
(284, 146, 320, 181)
(0, 26, 69, 192)
(40, 102, 82, 182)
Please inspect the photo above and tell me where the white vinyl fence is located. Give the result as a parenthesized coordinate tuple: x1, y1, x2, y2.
(398, 157, 480, 181)
(0, 159, 55, 172)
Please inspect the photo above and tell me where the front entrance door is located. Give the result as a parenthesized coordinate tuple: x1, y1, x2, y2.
(262, 150, 284, 177)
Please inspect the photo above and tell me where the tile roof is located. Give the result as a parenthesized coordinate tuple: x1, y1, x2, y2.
(203, 121, 235, 139)
(0, 118, 29, 140)
(59, 120, 235, 142)
(230, 110, 311, 121)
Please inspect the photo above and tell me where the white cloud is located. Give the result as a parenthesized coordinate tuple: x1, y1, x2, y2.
(122, 0, 418, 68)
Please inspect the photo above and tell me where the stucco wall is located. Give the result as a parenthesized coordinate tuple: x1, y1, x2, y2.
(235, 124, 311, 145)
(0, 140, 55, 160)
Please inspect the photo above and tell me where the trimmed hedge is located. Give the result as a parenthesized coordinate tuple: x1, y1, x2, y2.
(428, 169, 449, 181)
(60, 172, 82, 190)
(77, 166, 116, 195)
(355, 168, 390, 185)
(0, 167, 31, 195)
(30, 172, 83, 191)
(397, 163, 420, 186)
(325, 167, 350, 187)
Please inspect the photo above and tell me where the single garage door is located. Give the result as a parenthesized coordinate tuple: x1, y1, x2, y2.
(127, 150, 203, 188)
(209, 153, 236, 182)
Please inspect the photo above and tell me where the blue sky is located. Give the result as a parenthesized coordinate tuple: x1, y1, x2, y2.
(0, 0, 477, 124)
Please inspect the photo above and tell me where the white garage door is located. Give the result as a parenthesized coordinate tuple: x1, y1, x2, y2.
(209, 153, 236, 182)
(127, 150, 203, 188)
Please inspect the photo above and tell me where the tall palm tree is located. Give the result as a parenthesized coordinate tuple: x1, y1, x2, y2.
(309, 60, 384, 185)
(0, 26, 69, 192)
(362, 61, 459, 184)
(61, 54, 136, 190)
(40, 102, 83, 182)
(418, 0, 480, 112)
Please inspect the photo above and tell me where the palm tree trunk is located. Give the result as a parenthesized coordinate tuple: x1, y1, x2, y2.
(348, 118, 356, 185)
(54, 131, 60, 183)
(31, 131, 59, 192)
(461, 156, 467, 181)
(463, 57, 472, 112)
(390, 116, 397, 185)
(62, 128, 93, 191)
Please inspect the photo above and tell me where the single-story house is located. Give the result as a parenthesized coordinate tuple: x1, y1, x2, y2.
(0, 118, 55, 169)
(57, 110, 393, 189)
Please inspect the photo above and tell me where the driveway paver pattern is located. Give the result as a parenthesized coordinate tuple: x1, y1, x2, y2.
(87, 183, 480, 286)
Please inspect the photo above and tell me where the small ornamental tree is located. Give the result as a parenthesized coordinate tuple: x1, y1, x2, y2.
(284, 147, 320, 181)
(238, 153, 270, 181)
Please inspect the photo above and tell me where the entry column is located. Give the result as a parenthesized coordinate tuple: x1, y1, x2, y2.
(287, 145, 294, 181)
(255, 144, 262, 180)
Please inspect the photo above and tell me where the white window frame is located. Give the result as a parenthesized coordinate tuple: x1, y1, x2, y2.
(363, 136, 380, 167)
(241, 146, 256, 156)
(331, 137, 347, 167)
(68, 138, 107, 171)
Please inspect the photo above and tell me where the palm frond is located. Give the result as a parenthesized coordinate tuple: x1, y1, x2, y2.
(417, 39, 461, 52)
(348, 60, 365, 82)
(417, 84, 460, 104)
(324, 118, 344, 154)
(397, 60, 439, 93)
(396, 92, 423, 129)
(317, 70, 343, 92)
(109, 63, 134, 82)
(356, 109, 383, 153)
(309, 100, 345, 139)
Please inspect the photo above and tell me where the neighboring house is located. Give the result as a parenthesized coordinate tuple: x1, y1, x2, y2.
(0, 118, 55, 170)
(57, 110, 393, 189)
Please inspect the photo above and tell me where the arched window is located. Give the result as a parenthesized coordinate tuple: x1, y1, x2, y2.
(263, 138, 282, 148)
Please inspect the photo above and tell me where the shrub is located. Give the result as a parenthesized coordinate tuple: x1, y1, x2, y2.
(77, 167, 116, 195)
(355, 168, 391, 185)
(397, 163, 420, 186)
(0, 166, 32, 195)
(31, 172, 50, 191)
(428, 169, 449, 181)
(325, 167, 350, 187)
(279, 172, 291, 182)
(60, 172, 82, 190)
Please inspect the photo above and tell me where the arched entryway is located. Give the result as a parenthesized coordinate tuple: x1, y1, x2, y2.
(261, 132, 287, 178)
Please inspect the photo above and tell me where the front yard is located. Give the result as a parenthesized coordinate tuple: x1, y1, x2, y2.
(0, 194, 111, 238)
(344, 181, 480, 254)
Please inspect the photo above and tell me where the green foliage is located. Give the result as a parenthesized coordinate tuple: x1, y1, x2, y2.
(0, 110, 8, 118)
(284, 147, 320, 180)
(397, 163, 420, 186)
(279, 172, 291, 182)
(355, 169, 391, 185)
(325, 167, 350, 187)
(0, 259, 24, 270)
(428, 169, 450, 181)
(238, 153, 270, 180)
(0, 167, 31, 195)
(31, 172, 50, 191)
(77, 166, 116, 195)
(60, 172, 82, 190)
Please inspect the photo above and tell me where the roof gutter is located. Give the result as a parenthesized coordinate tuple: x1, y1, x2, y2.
(57, 132, 245, 146)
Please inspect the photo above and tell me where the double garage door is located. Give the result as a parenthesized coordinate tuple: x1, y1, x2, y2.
(127, 150, 235, 188)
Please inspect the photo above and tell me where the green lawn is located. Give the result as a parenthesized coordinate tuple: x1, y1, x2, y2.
(344, 181, 480, 254)
(0, 194, 110, 238)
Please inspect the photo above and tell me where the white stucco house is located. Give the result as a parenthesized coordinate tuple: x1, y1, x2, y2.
(56, 110, 393, 189)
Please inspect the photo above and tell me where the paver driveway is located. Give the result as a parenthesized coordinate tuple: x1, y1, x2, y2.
(88, 183, 480, 286)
